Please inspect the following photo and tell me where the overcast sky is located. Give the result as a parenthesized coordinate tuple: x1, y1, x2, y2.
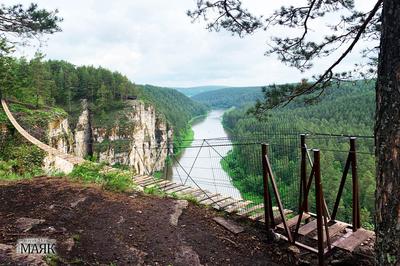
(6, 0, 377, 87)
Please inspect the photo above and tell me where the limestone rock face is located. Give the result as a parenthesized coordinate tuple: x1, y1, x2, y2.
(93, 101, 172, 175)
(47, 117, 73, 154)
(45, 100, 173, 175)
(44, 119, 75, 174)
(74, 99, 92, 158)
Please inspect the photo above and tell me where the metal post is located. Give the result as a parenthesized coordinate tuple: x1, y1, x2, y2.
(350, 137, 361, 230)
(262, 143, 273, 231)
(314, 149, 324, 266)
(300, 134, 308, 214)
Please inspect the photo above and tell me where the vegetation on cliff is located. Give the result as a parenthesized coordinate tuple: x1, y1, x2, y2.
(0, 55, 207, 176)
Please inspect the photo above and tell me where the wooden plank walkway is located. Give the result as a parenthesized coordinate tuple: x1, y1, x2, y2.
(333, 228, 374, 252)
(312, 221, 348, 241)
(277, 213, 311, 230)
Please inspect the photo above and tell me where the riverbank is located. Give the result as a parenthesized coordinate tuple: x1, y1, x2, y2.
(169, 110, 242, 198)
(173, 112, 208, 156)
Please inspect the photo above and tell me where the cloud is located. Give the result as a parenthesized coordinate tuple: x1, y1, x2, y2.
(4, 0, 377, 87)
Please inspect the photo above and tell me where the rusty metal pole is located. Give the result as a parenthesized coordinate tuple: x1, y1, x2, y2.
(262, 143, 272, 231)
(314, 149, 325, 266)
(350, 137, 361, 230)
(300, 134, 308, 213)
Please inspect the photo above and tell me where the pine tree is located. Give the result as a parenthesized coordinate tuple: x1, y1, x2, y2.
(29, 52, 51, 107)
(189, 1, 399, 264)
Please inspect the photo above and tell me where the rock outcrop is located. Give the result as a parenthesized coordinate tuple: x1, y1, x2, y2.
(74, 99, 92, 158)
(46, 100, 172, 175)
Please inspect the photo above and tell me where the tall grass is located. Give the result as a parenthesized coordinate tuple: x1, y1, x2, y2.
(68, 162, 136, 193)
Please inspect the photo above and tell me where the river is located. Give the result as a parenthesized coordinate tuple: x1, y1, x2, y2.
(169, 110, 242, 199)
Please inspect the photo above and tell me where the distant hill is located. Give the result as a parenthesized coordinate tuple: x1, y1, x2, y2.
(173, 86, 229, 97)
(192, 86, 264, 108)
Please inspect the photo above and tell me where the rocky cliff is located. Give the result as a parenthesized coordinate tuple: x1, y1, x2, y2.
(47, 100, 172, 175)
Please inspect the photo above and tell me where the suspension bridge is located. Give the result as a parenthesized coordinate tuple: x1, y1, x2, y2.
(1, 99, 375, 265)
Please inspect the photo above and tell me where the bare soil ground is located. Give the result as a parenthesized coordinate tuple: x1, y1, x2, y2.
(0, 177, 373, 265)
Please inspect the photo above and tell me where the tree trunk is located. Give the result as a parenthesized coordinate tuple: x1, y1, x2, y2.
(375, 0, 400, 265)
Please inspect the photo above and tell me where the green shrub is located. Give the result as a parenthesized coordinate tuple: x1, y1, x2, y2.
(68, 162, 136, 193)
(0, 142, 44, 180)
(180, 194, 199, 205)
(69, 162, 104, 183)
(9, 144, 45, 174)
(143, 185, 165, 197)
(0, 160, 42, 180)
(103, 171, 135, 192)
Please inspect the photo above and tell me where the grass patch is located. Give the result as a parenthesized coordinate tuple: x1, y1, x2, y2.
(169, 192, 199, 205)
(44, 254, 83, 265)
(0, 159, 44, 181)
(179, 194, 199, 205)
(143, 185, 166, 197)
(68, 162, 136, 193)
(153, 170, 166, 179)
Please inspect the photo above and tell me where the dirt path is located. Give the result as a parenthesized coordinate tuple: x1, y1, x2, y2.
(0, 177, 292, 265)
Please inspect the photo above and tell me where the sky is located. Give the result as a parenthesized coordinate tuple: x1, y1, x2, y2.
(5, 0, 378, 88)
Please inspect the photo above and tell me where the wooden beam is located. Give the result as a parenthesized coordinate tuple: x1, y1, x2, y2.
(202, 196, 231, 206)
(237, 203, 264, 216)
(198, 193, 221, 203)
(312, 221, 348, 241)
(216, 198, 240, 210)
(143, 179, 165, 187)
(226, 201, 253, 213)
(297, 220, 318, 236)
(332, 228, 374, 252)
(277, 213, 311, 230)
(145, 180, 171, 188)
(167, 185, 191, 193)
(213, 217, 244, 234)
(163, 184, 183, 192)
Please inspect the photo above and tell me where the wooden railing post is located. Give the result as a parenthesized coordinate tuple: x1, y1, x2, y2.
(350, 137, 361, 231)
(300, 134, 308, 213)
(262, 144, 273, 232)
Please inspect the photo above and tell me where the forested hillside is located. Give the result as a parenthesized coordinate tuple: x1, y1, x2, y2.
(0, 54, 206, 139)
(0, 54, 206, 178)
(193, 86, 263, 108)
(136, 84, 207, 145)
(174, 85, 228, 97)
(222, 81, 375, 227)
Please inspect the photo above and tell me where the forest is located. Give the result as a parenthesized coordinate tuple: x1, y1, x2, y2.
(0, 53, 206, 134)
(174, 85, 228, 97)
(222, 81, 375, 228)
(192, 86, 263, 108)
(0, 53, 207, 177)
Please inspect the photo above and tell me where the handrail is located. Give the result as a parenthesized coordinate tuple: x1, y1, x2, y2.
(1, 99, 85, 165)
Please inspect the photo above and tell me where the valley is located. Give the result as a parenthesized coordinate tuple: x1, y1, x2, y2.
(167, 109, 242, 199)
